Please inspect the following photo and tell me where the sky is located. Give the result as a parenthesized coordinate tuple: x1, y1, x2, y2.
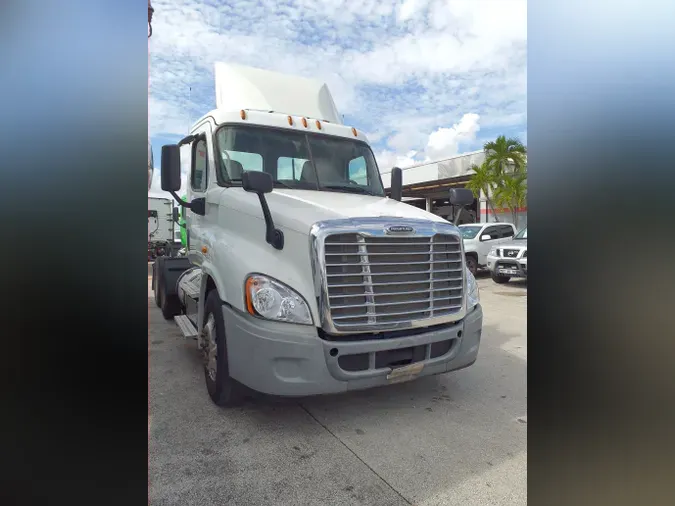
(148, 0, 527, 197)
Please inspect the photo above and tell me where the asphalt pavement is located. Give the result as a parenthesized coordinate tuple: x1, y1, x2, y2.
(148, 267, 527, 506)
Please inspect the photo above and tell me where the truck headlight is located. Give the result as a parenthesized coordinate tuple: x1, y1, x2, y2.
(245, 274, 313, 325)
(466, 268, 480, 309)
(489, 248, 500, 257)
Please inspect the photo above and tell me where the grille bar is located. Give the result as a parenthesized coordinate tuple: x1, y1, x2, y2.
(331, 295, 463, 310)
(326, 241, 459, 246)
(332, 304, 463, 320)
(325, 251, 461, 256)
(326, 259, 462, 267)
(329, 277, 462, 288)
(329, 286, 462, 298)
(326, 267, 463, 277)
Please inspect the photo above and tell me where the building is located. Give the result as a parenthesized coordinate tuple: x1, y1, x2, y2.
(379, 151, 527, 227)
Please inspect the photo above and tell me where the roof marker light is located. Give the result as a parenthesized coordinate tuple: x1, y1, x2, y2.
(288, 116, 293, 126)
(240, 110, 247, 120)
(301, 117, 308, 127)
(315, 120, 322, 130)
(351, 127, 358, 136)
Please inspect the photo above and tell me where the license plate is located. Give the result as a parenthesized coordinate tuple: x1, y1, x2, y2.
(500, 268, 519, 275)
(387, 362, 424, 383)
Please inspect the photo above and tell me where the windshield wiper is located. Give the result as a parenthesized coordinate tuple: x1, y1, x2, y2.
(321, 184, 378, 196)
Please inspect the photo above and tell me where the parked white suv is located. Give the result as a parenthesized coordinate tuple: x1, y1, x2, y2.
(486, 226, 527, 283)
(458, 223, 517, 275)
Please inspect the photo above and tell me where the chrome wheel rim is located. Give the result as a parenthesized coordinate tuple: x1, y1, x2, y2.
(203, 314, 217, 381)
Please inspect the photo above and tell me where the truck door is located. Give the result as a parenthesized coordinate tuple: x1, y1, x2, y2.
(185, 121, 215, 266)
(478, 224, 502, 259)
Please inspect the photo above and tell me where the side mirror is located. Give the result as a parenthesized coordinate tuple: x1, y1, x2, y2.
(242, 170, 273, 194)
(172, 207, 180, 223)
(448, 188, 474, 206)
(161, 144, 181, 192)
(390, 167, 402, 201)
(241, 170, 284, 250)
(481, 234, 492, 241)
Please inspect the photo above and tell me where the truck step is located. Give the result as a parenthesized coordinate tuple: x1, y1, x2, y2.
(182, 279, 201, 300)
(174, 315, 198, 339)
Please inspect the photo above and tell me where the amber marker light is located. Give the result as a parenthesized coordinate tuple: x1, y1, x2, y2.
(245, 277, 260, 316)
(301, 117, 308, 127)
(240, 110, 247, 120)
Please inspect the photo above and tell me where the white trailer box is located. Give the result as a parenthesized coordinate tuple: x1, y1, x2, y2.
(148, 196, 174, 243)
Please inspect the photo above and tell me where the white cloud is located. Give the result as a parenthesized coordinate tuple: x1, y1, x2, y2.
(149, 0, 526, 167)
(375, 112, 480, 170)
(426, 112, 480, 160)
(398, 0, 422, 22)
(375, 150, 419, 171)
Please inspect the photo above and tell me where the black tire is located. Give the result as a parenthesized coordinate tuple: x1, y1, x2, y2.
(203, 290, 247, 407)
(465, 255, 478, 276)
(491, 272, 510, 284)
(158, 274, 181, 320)
(153, 263, 161, 308)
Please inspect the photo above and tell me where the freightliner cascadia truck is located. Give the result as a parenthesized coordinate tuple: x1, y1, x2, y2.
(152, 63, 483, 407)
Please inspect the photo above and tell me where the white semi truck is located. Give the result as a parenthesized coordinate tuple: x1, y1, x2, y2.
(152, 63, 483, 407)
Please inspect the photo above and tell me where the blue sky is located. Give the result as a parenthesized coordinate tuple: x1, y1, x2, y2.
(149, 0, 526, 195)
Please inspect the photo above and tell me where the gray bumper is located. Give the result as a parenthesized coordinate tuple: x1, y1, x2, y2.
(224, 304, 483, 397)
(487, 254, 528, 277)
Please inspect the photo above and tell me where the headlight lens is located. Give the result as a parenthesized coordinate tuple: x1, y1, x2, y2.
(245, 275, 313, 325)
(489, 248, 500, 257)
(466, 267, 480, 308)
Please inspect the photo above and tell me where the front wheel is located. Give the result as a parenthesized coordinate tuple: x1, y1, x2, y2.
(202, 291, 247, 407)
(491, 272, 510, 284)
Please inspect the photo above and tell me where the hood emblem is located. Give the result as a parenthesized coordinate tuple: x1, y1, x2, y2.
(385, 225, 415, 234)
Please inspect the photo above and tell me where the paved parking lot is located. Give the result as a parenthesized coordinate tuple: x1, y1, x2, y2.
(149, 267, 527, 506)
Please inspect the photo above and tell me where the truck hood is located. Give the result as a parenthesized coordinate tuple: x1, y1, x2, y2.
(500, 238, 528, 249)
(222, 189, 449, 234)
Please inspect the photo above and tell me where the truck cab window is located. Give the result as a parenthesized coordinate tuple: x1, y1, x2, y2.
(215, 125, 384, 196)
(499, 225, 515, 237)
(348, 156, 368, 185)
(483, 226, 500, 239)
(277, 157, 309, 181)
(191, 138, 209, 192)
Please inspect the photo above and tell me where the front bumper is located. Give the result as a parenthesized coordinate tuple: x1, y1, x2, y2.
(224, 304, 483, 397)
(487, 254, 528, 277)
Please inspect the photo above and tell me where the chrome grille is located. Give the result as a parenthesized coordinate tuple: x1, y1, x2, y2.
(322, 233, 464, 331)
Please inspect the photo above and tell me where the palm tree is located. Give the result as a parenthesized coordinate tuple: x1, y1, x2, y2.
(483, 135, 527, 178)
(466, 161, 500, 222)
(493, 172, 527, 228)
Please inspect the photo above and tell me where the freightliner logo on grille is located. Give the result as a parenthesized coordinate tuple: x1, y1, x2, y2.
(385, 225, 415, 234)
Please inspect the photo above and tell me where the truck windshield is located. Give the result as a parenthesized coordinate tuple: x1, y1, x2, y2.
(514, 227, 527, 239)
(215, 126, 385, 197)
(458, 225, 482, 239)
